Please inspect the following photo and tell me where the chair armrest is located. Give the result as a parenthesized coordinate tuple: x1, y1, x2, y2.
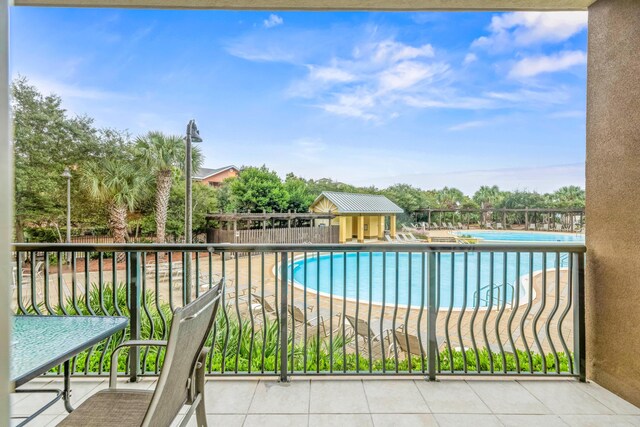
(109, 340, 168, 388)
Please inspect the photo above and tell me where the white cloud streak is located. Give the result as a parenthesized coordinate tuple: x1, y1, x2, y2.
(472, 12, 587, 51)
(508, 50, 587, 78)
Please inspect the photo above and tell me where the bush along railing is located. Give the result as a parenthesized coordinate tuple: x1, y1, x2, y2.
(11, 242, 586, 381)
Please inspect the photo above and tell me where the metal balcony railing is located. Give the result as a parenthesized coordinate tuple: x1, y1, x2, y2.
(10, 242, 586, 382)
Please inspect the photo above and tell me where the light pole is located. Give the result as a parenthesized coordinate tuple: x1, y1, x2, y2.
(61, 167, 72, 243)
(185, 120, 202, 303)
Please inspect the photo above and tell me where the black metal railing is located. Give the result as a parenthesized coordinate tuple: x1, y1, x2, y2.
(10, 242, 586, 381)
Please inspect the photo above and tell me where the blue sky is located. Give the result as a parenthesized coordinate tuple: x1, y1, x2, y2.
(10, 9, 587, 194)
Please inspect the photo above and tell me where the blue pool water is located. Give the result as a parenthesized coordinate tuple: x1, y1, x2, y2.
(290, 232, 584, 308)
(454, 231, 585, 243)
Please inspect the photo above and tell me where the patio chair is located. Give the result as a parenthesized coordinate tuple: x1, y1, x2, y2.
(528, 223, 536, 230)
(344, 315, 392, 359)
(431, 223, 439, 230)
(57, 281, 224, 427)
(457, 222, 465, 230)
(496, 222, 504, 230)
(485, 222, 494, 230)
(555, 224, 563, 231)
(447, 222, 455, 230)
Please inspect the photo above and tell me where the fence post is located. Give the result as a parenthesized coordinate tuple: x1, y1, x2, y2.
(427, 251, 437, 381)
(279, 251, 289, 382)
(573, 252, 586, 382)
(129, 251, 141, 382)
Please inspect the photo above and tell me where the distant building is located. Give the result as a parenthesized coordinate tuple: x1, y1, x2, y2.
(309, 191, 403, 243)
(193, 165, 238, 187)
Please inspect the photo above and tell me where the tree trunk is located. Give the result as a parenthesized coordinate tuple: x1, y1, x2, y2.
(108, 203, 129, 244)
(155, 169, 173, 243)
(14, 217, 25, 243)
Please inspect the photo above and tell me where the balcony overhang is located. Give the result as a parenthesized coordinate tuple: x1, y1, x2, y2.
(14, 0, 596, 11)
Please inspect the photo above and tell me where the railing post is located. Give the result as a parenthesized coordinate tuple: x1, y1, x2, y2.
(129, 251, 141, 382)
(573, 252, 586, 382)
(279, 251, 289, 382)
(427, 251, 437, 381)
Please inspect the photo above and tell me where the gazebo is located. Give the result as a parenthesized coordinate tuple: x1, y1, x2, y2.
(309, 191, 404, 243)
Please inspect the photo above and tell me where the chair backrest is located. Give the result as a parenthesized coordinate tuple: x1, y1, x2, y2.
(288, 305, 307, 324)
(254, 295, 276, 314)
(345, 315, 375, 339)
(142, 281, 223, 427)
(394, 330, 424, 357)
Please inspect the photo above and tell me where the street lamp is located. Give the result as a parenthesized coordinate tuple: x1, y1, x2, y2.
(61, 167, 72, 243)
(185, 120, 202, 304)
(185, 119, 202, 244)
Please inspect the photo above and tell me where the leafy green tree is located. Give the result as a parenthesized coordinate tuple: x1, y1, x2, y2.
(82, 158, 150, 243)
(12, 77, 102, 241)
(284, 173, 315, 212)
(549, 186, 585, 208)
(134, 131, 202, 242)
(228, 166, 289, 213)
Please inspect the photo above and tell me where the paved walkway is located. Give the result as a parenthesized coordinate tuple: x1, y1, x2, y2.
(11, 378, 640, 426)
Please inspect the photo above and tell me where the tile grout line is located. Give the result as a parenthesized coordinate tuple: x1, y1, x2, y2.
(359, 379, 375, 426)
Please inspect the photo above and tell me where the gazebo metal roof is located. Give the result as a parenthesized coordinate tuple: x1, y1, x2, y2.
(312, 191, 404, 214)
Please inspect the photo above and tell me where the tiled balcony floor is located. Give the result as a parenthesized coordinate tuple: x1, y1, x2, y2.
(11, 377, 640, 427)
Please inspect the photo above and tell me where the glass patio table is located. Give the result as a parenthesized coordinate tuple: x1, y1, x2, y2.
(10, 315, 128, 426)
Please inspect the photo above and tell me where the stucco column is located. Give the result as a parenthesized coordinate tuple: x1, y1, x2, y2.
(390, 214, 397, 238)
(378, 215, 385, 240)
(357, 215, 364, 243)
(586, 0, 640, 407)
(338, 216, 347, 244)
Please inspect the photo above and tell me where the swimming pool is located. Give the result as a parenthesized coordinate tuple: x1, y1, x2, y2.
(290, 232, 584, 308)
(453, 231, 585, 243)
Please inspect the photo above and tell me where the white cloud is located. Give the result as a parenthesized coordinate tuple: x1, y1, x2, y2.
(308, 65, 356, 83)
(263, 14, 283, 29)
(448, 120, 491, 131)
(26, 76, 134, 101)
(508, 50, 587, 78)
(472, 12, 587, 51)
(463, 53, 478, 65)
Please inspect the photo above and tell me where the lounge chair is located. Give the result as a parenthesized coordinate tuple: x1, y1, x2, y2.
(486, 222, 494, 230)
(344, 315, 392, 359)
(392, 325, 426, 360)
(385, 234, 399, 244)
(528, 223, 536, 230)
(541, 223, 550, 231)
(288, 304, 336, 338)
(406, 232, 420, 241)
(555, 224, 563, 231)
(431, 223, 439, 230)
(457, 222, 464, 230)
(496, 222, 504, 230)
(58, 281, 224, 427)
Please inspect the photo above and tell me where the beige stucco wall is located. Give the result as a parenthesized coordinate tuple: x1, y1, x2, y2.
(586, 0, 640, 407)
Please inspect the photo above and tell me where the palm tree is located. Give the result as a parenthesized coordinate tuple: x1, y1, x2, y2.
(135, 131, 202, 243)
(82, 159, 149, 243)
(473, 185, 502, 224)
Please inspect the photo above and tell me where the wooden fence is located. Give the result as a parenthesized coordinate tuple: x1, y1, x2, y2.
(211, 226, 339, 244)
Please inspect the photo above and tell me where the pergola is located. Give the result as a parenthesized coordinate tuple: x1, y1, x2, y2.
(414, 207, 585, 231)
(1, 0, 639, 416)
(205, 211, 336, 231)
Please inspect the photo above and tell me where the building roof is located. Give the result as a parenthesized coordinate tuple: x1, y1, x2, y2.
(311, 191, 404, 214)
(193, 165, 238, 180)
